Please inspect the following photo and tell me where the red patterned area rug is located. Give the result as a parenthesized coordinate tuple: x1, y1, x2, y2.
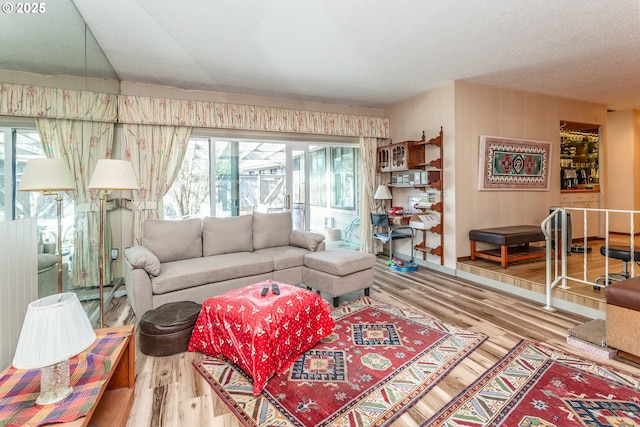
(194, 297, 486, 427)
(428, 339, 640, 426)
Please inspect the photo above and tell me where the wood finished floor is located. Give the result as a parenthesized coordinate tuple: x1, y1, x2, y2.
(102, 258, 640, 427)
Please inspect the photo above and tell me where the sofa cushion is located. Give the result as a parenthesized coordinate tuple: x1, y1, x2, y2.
(203, 215, 253, 256)
(143, 218, 203, 263)
(254, 246, 309, 270)
(125, 246, 161, 276)
(253, 211, 292, 250)
(151, 252, 273, 295)
(289, 229, 325, 251)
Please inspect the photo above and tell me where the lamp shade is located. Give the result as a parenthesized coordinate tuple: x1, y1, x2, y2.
(373, 184, 392, 200)
(88, 159, 139, 191)
(13, 293, 96, 370)
(18, 158, 76, 192)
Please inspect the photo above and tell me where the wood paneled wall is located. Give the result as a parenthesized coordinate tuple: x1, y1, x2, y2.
(0, 218, 38, 370)
(384, 80, 608, 269)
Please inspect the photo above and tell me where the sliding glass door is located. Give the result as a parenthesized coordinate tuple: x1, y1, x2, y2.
(164, 136, 360, 247)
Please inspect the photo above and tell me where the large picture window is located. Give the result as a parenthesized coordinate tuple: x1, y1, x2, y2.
(331, 147, 355, 210)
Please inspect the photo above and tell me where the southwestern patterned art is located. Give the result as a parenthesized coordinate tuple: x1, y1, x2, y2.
(194, 297, 486, 427)
(428, 340, 640, 426)
(479, 135, 551, 190)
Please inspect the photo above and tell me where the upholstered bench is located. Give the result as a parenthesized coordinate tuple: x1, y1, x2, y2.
(469, 225, 546, 268)
(139, 301, 202, 357)
(605, 277, 640, 362)
(303, 249, 376, 307)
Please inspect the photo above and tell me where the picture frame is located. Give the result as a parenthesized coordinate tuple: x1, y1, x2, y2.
(478, 135, 551, 191)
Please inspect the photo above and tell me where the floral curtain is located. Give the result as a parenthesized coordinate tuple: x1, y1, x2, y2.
(122, 124, 192, 242)
(36, 118, 115, 288)
(359, 137, 382, 253)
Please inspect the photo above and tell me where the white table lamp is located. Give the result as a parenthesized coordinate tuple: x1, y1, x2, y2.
(88, 159, 138, 328)
(373, 184, 392, 213)
(12, 293, 96, 405)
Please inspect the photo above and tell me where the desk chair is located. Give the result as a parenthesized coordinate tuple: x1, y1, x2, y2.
(370, 213, 414, 261)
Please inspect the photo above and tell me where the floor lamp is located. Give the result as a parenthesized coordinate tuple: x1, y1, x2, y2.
(88, 159, 138, 328)
(19, 158, 76, 294)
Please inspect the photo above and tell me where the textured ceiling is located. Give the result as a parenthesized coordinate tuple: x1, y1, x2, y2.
(2, 1, 640, 110)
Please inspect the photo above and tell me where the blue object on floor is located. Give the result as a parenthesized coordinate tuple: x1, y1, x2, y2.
(390, 261, 418, 272)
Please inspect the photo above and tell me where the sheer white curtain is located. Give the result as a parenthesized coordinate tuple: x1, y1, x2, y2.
(122, 124, 192, 242)
(37, 118, 115, 288)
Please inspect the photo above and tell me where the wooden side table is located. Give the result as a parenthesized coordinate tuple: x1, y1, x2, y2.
(52, 324, 135, 427)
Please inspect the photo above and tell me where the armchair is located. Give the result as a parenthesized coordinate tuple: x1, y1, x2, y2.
(370, 213, 414, 260)
(38, 242, 69, 298)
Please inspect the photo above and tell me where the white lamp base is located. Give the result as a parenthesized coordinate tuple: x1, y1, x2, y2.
(36, 359, 73, 405)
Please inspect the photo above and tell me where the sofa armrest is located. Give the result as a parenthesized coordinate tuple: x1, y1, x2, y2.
(124, 259, 154, 318)
(289, 229, 326, 251)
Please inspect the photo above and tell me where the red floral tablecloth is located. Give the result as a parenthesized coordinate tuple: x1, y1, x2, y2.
(188, 281, 334, 395)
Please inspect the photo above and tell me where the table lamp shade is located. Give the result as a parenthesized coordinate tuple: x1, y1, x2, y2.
(373, 184, 392, 200)
(13, 293, 96, 370)
(18, 158, 75, 192)
(88, 159, 138, 190)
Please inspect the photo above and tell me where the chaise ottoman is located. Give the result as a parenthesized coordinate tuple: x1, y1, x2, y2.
(188, 280, 334, 395)
(303, 249, 376, 307)
(139, 301, 202, 357)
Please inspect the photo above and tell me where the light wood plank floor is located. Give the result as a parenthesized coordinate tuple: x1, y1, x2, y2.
(102, 258, 640, 427)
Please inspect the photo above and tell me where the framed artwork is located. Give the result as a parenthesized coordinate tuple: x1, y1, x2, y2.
(478, 135, 551, 191)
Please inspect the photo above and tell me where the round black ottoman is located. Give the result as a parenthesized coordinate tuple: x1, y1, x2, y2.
(139, 301, 202, 357)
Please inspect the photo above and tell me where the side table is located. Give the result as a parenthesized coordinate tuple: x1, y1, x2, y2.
(48, 324, 135, 426)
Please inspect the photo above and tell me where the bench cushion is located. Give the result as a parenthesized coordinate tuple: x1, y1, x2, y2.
(605, 277, 640, 311)
(469, 225, 544, 246)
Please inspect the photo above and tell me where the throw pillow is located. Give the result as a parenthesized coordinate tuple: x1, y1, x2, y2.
(289, 229, 326, 251)
(143, 218, 203, 263)
(125, 246, 161, 276)
(253, 211, 292, 250)
(202, 215, 253, 256)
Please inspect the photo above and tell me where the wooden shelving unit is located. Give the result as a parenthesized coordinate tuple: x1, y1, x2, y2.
(377, 127, 444, 265)
(412, 127, 444, 264)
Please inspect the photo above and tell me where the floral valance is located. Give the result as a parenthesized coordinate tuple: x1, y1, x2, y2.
(0, 83, 117, 122)
(118, 95, 389, 138)
(0, 82, 389, 138)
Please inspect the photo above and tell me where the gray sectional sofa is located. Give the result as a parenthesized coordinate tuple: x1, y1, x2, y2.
(124, 211, 326, 317)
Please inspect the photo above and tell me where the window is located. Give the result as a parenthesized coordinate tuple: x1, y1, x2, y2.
(310, 149, 326, 206)
(331, 147, 355, 210)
